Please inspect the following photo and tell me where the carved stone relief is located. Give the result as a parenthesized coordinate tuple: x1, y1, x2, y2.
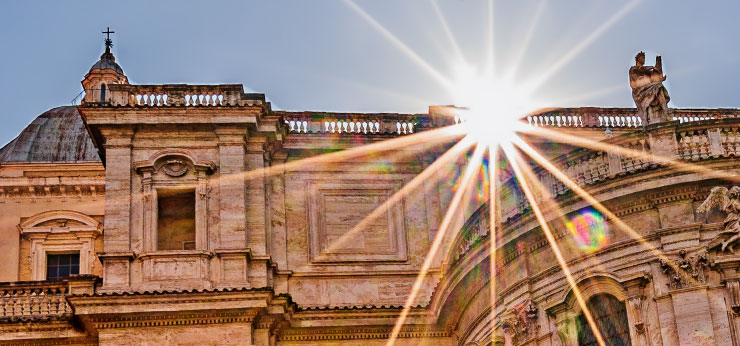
(502, 299, 539, 345)
(660, 250, 708, 290)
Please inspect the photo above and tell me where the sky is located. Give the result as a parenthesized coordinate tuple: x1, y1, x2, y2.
(1, 1, 739, 145)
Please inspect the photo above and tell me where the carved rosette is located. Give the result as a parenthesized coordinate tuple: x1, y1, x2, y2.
(502, 299, 539, 344)
(660, 250, 709, 290)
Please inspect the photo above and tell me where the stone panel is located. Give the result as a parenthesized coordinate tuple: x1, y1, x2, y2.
(307, 180, 407, 263)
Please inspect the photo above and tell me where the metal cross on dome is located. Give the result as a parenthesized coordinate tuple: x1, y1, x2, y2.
(102, 27, 114, 48)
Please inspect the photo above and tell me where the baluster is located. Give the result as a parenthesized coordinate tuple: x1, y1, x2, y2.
(61, 287, 69, 314)
(702, 130, 711, 158)
(678, 132, 688, 159)
(729, 128, 739, 155)
(21, 289, 28, 316)
(29, 290, 38, 315)
(691, 131, 701, 160)
(1, 290, 7, 317)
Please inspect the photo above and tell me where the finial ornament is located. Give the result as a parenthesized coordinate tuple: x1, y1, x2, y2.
(99, 27, 116, 61)
(629, 52, 671, 125)
(102, 27, 115, 53)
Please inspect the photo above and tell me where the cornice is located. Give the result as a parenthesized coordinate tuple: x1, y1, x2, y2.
(89, 309, 259, 329)
(0, 177, 104, 199)
(278, 325, 451, 341)
(0, 336, 97, 346)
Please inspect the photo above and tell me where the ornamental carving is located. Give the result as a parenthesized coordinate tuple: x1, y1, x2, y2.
(660, 250, 708, 289)
(698, 186, 740, 254)
(161, 159, 189, 177)
(502, 299, 538, 344)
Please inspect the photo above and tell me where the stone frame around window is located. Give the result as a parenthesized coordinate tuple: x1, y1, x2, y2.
(133, 151, 215, 254)
(18, 210, 102, 281)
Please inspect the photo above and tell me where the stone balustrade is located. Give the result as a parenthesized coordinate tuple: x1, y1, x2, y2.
(491, 119, 740, 235)
(0, 281, 71, 320)
(88, 84, 265, 107)
(526, 108, 740, 128)
(283, 114, 423, 136)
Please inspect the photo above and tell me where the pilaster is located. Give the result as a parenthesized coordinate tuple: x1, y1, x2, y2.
(215, 127, 248, 249)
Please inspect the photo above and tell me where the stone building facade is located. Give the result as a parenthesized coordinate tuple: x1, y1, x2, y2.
(2, 41, 740, 346)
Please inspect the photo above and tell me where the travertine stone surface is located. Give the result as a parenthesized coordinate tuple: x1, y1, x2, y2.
(6, 48, 740, 345)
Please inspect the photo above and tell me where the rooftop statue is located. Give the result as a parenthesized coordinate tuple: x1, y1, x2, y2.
(629, 52, 671, 125)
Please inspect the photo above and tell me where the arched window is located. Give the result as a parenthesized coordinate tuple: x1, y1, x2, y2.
(100, 83, 107, 102)
(577, 294, 631, 346)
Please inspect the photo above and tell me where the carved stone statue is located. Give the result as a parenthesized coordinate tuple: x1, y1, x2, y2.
(698, 186, 740, 253)
(629, 52, 671, 124)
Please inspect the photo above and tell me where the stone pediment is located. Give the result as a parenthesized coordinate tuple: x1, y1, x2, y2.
(19, 210, 101, 235)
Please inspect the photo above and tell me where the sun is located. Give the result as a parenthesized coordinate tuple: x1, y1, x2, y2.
(450, 63, 538, 148)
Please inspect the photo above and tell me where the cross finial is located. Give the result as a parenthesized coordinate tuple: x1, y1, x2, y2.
(102, 27, 115, 50)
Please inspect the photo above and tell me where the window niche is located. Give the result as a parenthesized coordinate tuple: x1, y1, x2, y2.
(134, 153, 215, 253)
(157, 188, 196, 250)
(576, 294, 631, 346)
(18, 210, 101, 281)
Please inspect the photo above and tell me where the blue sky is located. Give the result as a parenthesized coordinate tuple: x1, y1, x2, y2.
(1, 1, 739, 145)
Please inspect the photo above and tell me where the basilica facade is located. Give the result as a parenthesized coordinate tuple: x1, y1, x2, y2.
(1, 40, 740, 346)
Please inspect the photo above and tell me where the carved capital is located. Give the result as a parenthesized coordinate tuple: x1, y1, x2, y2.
(501, 299, 539, 345)
(660, 250, 708, 290)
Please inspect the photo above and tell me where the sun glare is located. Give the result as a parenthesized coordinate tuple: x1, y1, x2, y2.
(338, 2, 650, 345)
(451, 63, 537, 148)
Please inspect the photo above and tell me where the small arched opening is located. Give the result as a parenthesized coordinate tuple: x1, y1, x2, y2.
(576, 293, 631, 346)
(100, 83, 107, 102)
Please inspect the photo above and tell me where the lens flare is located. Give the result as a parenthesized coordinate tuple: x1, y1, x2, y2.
(566, 208, 609, 251)
(450, 63, 537, 148)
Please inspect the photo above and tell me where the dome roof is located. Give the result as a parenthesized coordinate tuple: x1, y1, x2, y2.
(0, 106, 100, 163)
(89, 49, 124, 75)
(90, 58, 124, 74)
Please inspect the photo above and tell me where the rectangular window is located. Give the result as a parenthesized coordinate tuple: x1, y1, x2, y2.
(46, 253, 80, 280)
(157, 188, 196, 250)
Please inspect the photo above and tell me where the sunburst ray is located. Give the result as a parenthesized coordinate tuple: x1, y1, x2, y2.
(387, 144, 486, 345)
(502, 143, 607, 346)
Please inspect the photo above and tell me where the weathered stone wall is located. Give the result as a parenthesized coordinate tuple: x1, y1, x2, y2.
(0, 163, 105, 282)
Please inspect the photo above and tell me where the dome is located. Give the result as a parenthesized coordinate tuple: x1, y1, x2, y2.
(90, 58, 124, 74)
(89, 50, 124, 75)
(0, 106, 100, 163)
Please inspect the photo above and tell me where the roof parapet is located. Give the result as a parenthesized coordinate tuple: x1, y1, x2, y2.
(84, 84, 265, 107)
